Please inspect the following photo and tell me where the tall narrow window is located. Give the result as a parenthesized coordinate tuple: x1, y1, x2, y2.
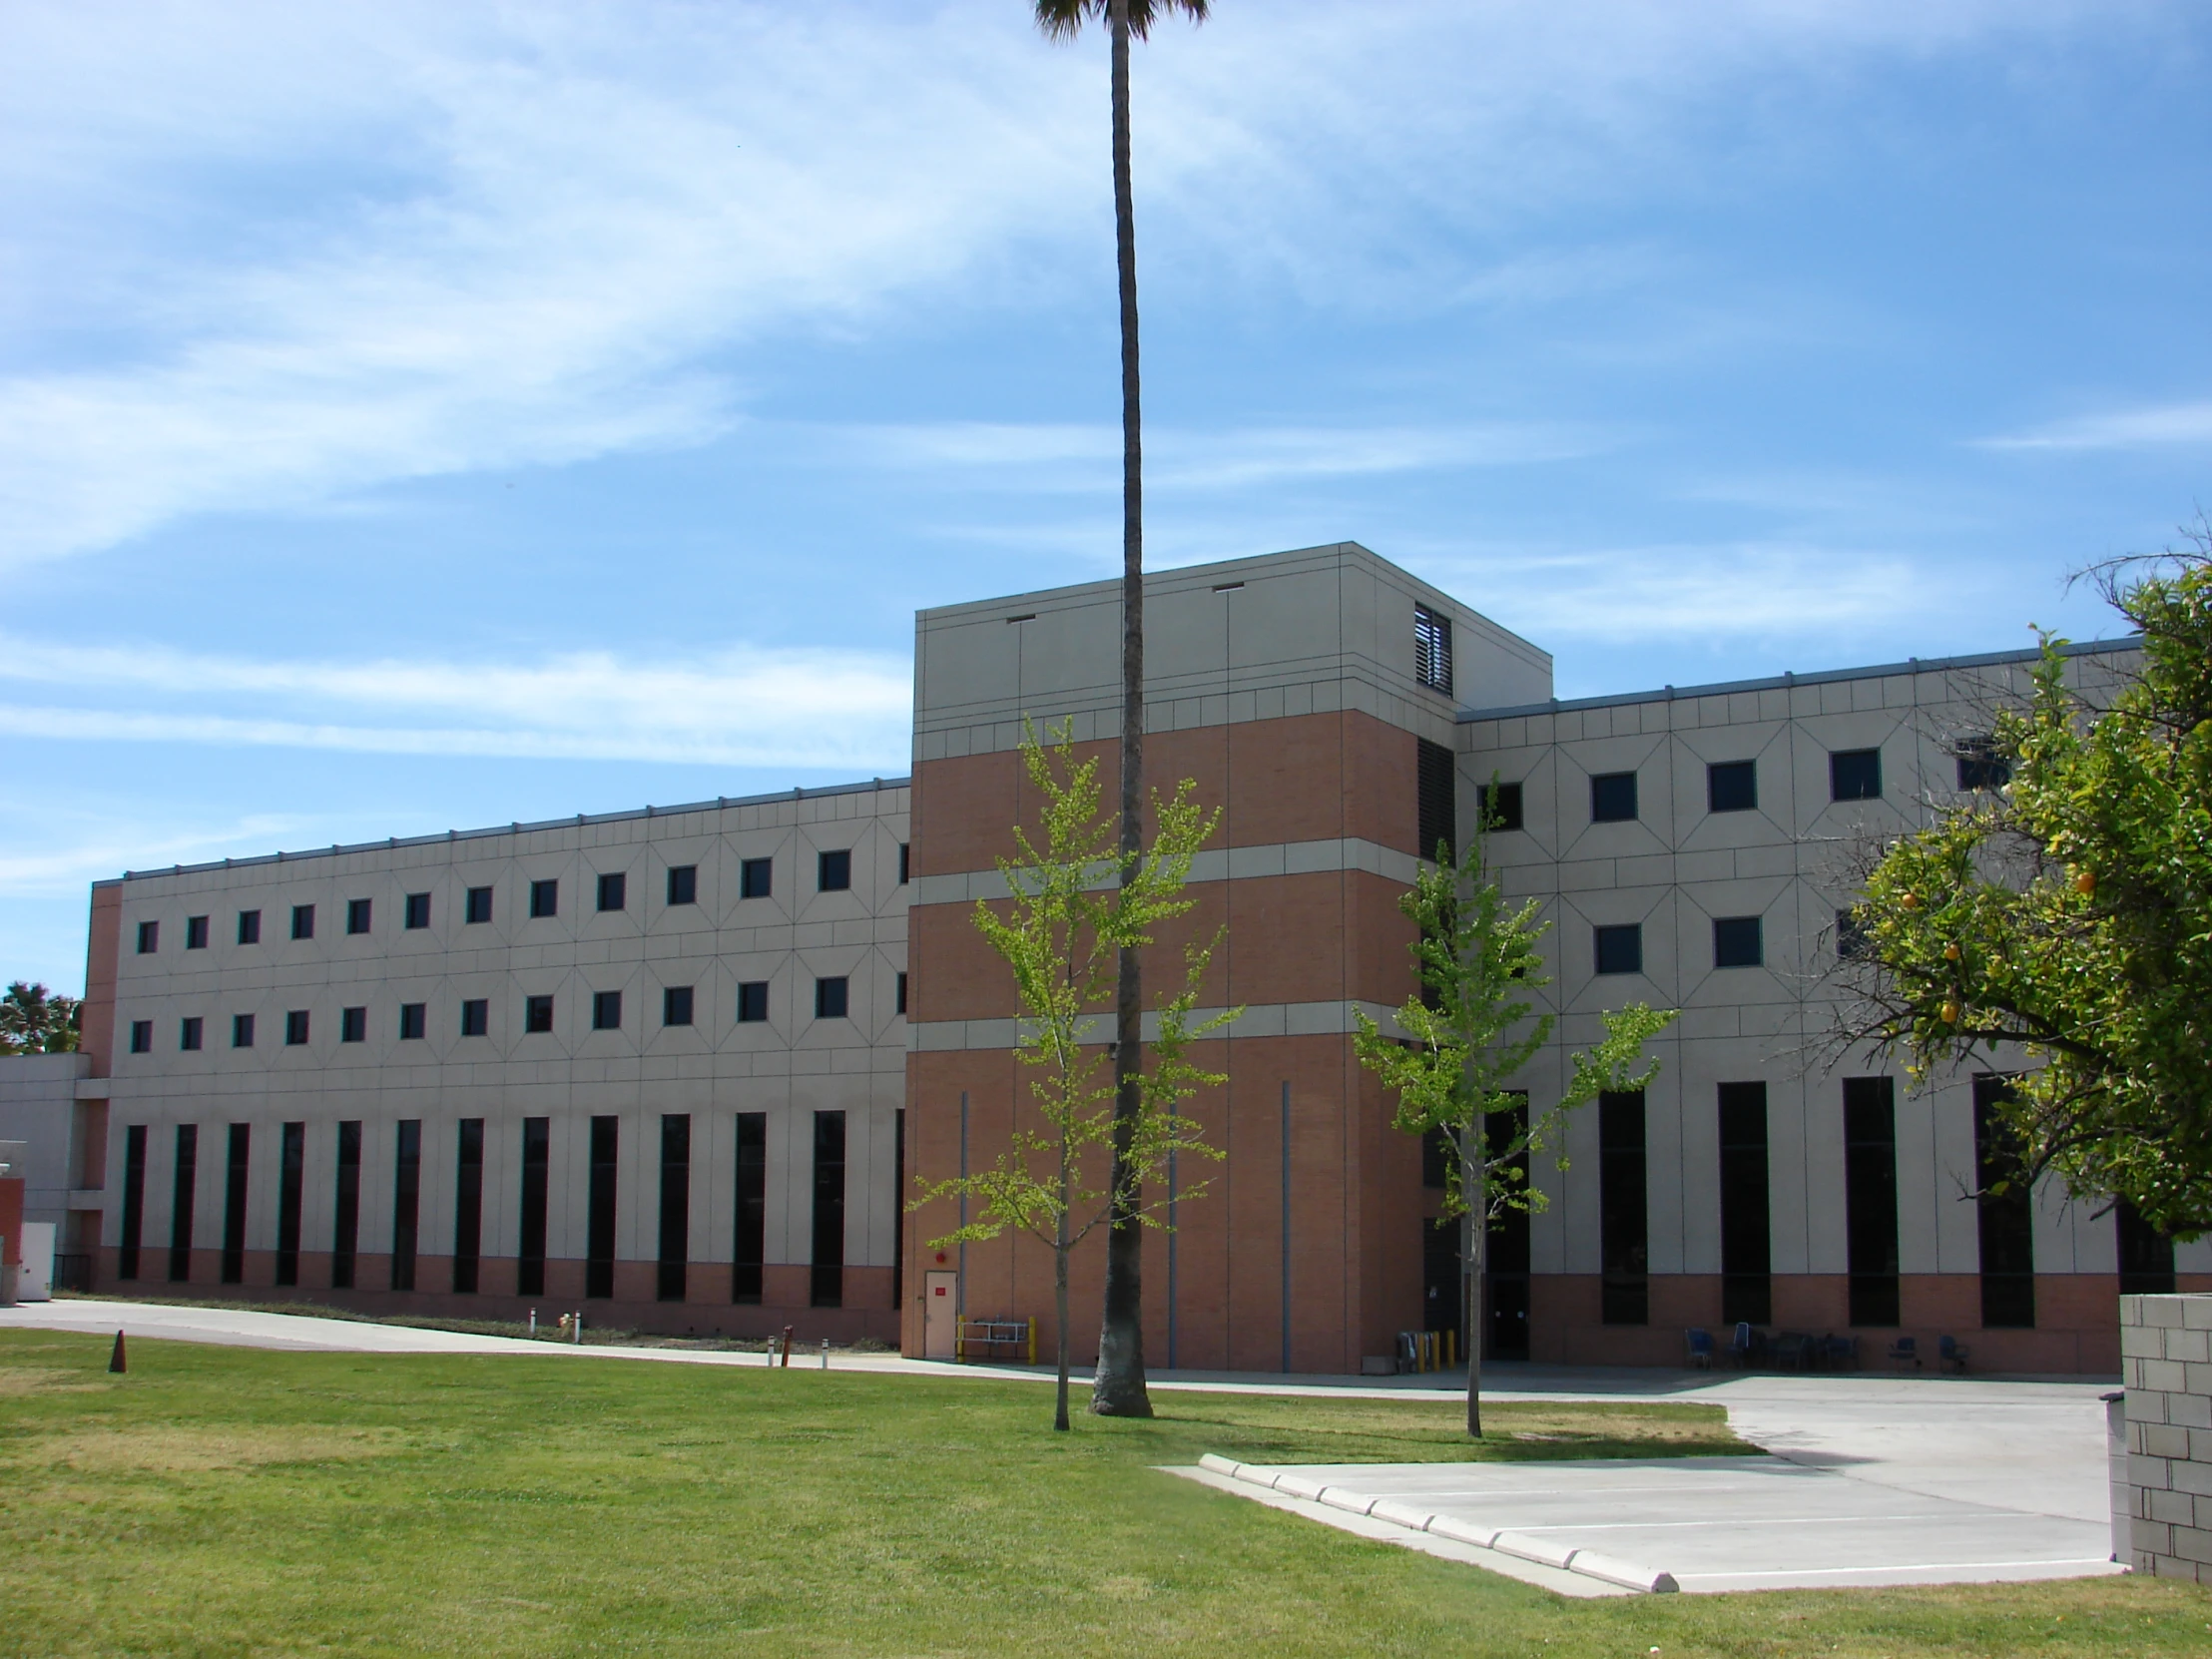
(238, 909, 261, 945)
(525, 995, 553, 1034)
(119, 1124, 148, 1280)
(453, 1118, 484, 1295)
(812, 1110, 846, 1308)
(1486, 1095, 1531, 1361)
(1843, 1077, 1900, 1326)
(169, 1124, 198, 1282)
(587, 1116, 618, 1299)
(390, 1119, 421, 1293)
(180, 1016, 204, 1052)
(232, 1013, 255, 1049)
(221, 1125, 250, 1285)
(331, 1121, 361, 1290)
(1598, 1092, 1648, 1325)
(1717, 1083, 1771, 1326)
(138, 919, 159, 954)
(597, 871, 626, 912)
(130, 1020, 152, 1054)
(734, 1112, 767, 1305)
(276, 1122, 304, 1288)
(518, 1117, 550, 1297)
(897, 843, 909, 884)
(2118, 1201, 2176, 1297)
(895, 972, 907, 1016)
(186, 914, 210, 949)
(1972, 1075, 2035, 1329)
(818, 848, 851, 892)
(659, 1114, 690, 1303)
(1413, 602, 1453, 694)
(1416, 738, 1456, 863)
(893, 1107, 906, 1312)
(291, 904, 315, 940)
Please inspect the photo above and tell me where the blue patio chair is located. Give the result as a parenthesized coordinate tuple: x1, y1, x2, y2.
(1887, 1334, 1921, 1370)
(1685, 1328, 1715, 1370)
(1938, 1335, 1969, 1375)
(1821, 1334, 1859, 1371)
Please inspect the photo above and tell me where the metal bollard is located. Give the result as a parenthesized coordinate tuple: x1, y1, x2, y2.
(528, 1308, 537, 1337)
(573, 1311, 584, 1344)
(821, 1338, 830, 1371)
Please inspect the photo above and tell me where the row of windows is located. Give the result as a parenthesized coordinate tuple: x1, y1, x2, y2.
(131, 847, 909, 955)
(114, 1106, 892, 1310)
(1475, 744, 2007, 836)
(127, 972, 910, 1053)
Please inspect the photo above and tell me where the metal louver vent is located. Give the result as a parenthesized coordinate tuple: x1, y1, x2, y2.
(1413, 603, 1454, 695)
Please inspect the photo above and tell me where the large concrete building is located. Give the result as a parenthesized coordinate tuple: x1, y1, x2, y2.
(34, 541, 2200, 1371)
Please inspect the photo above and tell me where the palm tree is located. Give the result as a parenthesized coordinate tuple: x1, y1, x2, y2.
(1032, 0, 1210, 1418)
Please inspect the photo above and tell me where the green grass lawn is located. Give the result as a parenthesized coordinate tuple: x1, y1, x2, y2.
(2, 1329, 2206, 1657)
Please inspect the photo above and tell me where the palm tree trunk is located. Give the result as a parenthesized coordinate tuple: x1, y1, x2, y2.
(1465, 1147, 1487, 1438)
(1093, 0, 1151, 1419)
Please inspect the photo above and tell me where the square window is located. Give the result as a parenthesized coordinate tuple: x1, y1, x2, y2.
(340, 1006, 367, 1043)
(740, 857, 773, 899)
(232, 1013, 255, 1049)
(285, 1009, 310, 1046)
(1713, 915, 1764, 968)
(1707, 760, 1758, 814)
(1956, 739, 2010, 792)
(897, 842, 909, 884)
(186, 915, 210, 950)
(592, 989, 622, 1030)
(896, 971, 908, 1015)
(404, 892, 431, 929)
(137, 919, 159, 954)
(737, 981, 770, 1024)
(597, 871, 626, 912)
(1590, 772, 1639, 824)
(1830, 748, 1882, 802)
(525, 994, 553, 1034)
(291, 904, 315, 940)
(667, 864, 698, 905)
(814, 976, 848, 1018)
(465, 886, 493, 924)
(529, 879, 558, 918)
(237, 909, 261, 945)
(460, 998, 489, 1037)
(1477, 782, 1523, 832)
(399, 1002, 427, 1040)
(180, 1016, 204, 1051)
(1594, 924, 1644, 976)
(1413, 603, 1454, 695)
(818, 849, 851, 892)
(346, 898, 372, 935)
(663, 985, 694, 1027)
(130, 1019, 153, 1054)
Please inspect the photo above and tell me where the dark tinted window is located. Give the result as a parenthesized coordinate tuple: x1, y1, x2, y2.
(1594, 923, 1643, 975)
(895, 972, 908, 1016)
(1590, 771, 1638, 823)
(180, 1016, 203, 1051)
(663, 985, 694, 1027)
(130, 1019, 153, 1054)
(597, 871, 626, 912)
(340, 1006, 366, 1043)
(1831, 748, 1882, 802)
(1598, 1091, 1648, 1326)
(1717, 1083, 1771, 1327)
(1713, 915, 1764, 968)
(897, 843, 909, 884)
(465, 886, 493, 924)
(592, 989, 622, 1030)
(346, 898, 371, 935)
(529, 879, 558, 918)
(1956, 738, 2010, 792)
(1477, 782, 1523, 832)
(1844, 1077, 1900, 1327)
(666, 865, 698, 905)
(291, 904, 314, 940)
(737, 981, 769, 1023)
(815, 976, 848, 1018)
(404, 892, 430, 929)
(1417, 738, 1456, 863)
(237, 909, 261, 944)
(525, 994, 553, 1034)
(186, 915, 209, 950)
(741, 857, 773, 898)
(818, 849, 851, 892)
(399, 1003, 426, 1040)
(460, 998, 489, 1037)
(232, 1013, 255, 1048)
(137, 920, 159, 954)
(1707, 760, 1757, 814)
(284, 1010, 309, 1046)
(1835, 908, 1871, 960)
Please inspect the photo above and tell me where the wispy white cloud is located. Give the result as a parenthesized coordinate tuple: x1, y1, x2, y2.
(0, 638, 913, 769)
(1974, 400, 2212, 452)
(0, 814, 313, 896)
(0, 0, 2146, 566)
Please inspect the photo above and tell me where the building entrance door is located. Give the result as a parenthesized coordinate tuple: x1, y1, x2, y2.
(923, 1271, 958, 1360)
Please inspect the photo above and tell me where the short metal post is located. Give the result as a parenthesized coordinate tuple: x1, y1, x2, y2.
(821, 1338, 830, 1371)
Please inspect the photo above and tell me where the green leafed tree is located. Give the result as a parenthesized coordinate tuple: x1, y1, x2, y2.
(914, 724, 1234, 1430)
(0, 981, 81, 1055)
(1032, 0, 1211, 1421)
(1355, 813, 1677, 1436)
(1836, 531, 2212, 1238)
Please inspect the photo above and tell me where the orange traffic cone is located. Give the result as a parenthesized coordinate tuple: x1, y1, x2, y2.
(109, 1331, 127, 1375)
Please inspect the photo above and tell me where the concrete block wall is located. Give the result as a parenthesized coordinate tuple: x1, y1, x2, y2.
(2121, 1292, 2212, 1580)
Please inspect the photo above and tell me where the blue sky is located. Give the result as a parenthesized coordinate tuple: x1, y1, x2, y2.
(3, 0, 2207, 991)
